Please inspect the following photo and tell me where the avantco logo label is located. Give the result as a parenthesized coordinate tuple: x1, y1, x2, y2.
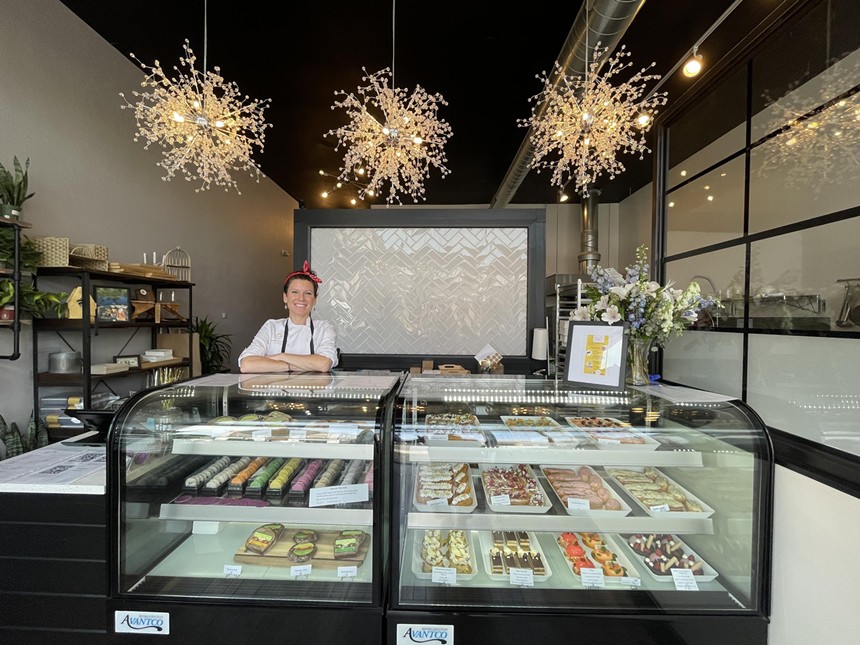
(397, 623, 454, 645)
(115, 610, 170, 635)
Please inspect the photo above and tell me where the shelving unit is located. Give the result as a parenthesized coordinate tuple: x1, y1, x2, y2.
(0, 218, 31, 360)
(546, 278, 591, 379)
(32, 266, 194, 440)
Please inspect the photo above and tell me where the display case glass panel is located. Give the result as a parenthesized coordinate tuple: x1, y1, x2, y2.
(110, 372, 401, 605)
(391, 375, 771, 614)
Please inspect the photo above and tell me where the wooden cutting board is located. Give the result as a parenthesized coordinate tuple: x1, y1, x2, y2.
(233, 528, 370, 569)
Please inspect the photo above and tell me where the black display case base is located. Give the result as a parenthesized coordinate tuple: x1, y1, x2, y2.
(387, 610, 768, 645)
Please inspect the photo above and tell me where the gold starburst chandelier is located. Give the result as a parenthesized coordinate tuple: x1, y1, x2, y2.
(326, 1, 452, 204)
(120, 2, 271, 193)
(522, 43, 667, 196)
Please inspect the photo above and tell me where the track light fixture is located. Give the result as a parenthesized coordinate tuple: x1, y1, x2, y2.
(683, 46, 703, 78)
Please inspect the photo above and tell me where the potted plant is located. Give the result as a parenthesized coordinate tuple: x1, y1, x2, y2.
(0, 280, 14, 321)
(191, 315, 233, 374)
(0, 157, 35, 220)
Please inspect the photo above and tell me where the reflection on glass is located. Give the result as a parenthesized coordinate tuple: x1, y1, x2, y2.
(666, 246, 746, 329)
(667, 68, 747, 190)
(749, 218, 860, 331)
(666, 157, 745, 256)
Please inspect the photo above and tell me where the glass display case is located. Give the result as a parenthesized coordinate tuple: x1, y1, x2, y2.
(389, 375, 772, 644)
(108, 372, 402, 642)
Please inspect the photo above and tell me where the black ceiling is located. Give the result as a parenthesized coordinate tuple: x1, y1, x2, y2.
(58, 0, 758, 209)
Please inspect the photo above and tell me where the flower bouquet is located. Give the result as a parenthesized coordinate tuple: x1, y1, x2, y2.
(569, 245, 719, 384)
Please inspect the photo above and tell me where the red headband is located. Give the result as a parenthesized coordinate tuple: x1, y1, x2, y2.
(285, 260, 322, 285)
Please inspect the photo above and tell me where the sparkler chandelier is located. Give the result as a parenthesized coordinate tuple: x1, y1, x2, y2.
(326, 0, 452, 204)
(120, 2, 272, 193)
(522, 43, 667, 197)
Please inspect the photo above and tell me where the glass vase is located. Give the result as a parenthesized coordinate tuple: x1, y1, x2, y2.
(627, 336, 654, 386)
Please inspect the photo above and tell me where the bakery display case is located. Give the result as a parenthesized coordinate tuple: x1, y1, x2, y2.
(389, 375, 773, 645)
(108, 372, 402, 642)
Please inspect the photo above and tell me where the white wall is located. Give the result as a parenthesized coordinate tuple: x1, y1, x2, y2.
(769, 466, 860, 645)
(0, 0, 298, 428)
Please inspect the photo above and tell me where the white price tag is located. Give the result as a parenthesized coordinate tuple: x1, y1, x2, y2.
(337, 565, 358, 578)
(567, 497, 590, 511)
(580, 567, 605, 588)
(309, 483, 369, 507)
(491, 494, 511, 506)
(290, 564, 312, 578)
(426, 497, 449, 507)
(621, 576, 641, 587)
(252, 429, 272, 440)
(649, 504, 671, 513)
(431, 566, 457, 585)
(671, 568, 700, 591)
(223, 564, 242, 578)
(508, 567, 534, 587)
(597, 438, 621, 445)
(289, 429, 307, 441)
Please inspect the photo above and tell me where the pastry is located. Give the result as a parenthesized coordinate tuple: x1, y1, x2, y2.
(293, 529, 318, 543)
(334, 536, 359, 559)
(245, 526, 280, 554)
(602, 561, 626, 577)
(287, 542, 316, 562)
(591, 545, 615, 563)
(339, 529, 366, 546)
(579, 532, 602, 549)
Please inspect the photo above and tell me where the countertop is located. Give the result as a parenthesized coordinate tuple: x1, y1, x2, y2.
(0, 431, 106, 495)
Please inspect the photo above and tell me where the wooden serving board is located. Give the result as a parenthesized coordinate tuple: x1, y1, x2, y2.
(233, 528, 370, 569)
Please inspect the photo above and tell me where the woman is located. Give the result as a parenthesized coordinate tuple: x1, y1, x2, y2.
(238, 261, 338, 373)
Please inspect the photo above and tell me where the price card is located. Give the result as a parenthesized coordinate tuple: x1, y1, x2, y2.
(580, 567, 606, 589)
(309, 483, 369, 507)
(290, 564, 312, 578)
(509, 567, 534, 587)
(252, 429, 272, 440)
(567, 498, 590, 511)
(431, 566, 457, 585)
(621, 576, 641, 588)
(491, 494, 511, 506)
(597, 438, 621, 445)
(223, 564, 242, 578)
(426, 497, 449, 507)
(649, 504, 671, 513)
(289, 429, 307, 441)
(672, 568, 700, 591)
(337, 565, 358, 579)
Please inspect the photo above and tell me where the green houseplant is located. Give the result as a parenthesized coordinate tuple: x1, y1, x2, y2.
(0, 157, 35, 219)
(191, 315, 233, 374)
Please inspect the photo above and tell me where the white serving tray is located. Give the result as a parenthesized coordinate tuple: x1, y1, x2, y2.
(413, 463, 477, 514)
(584, 429, 661, 451)
(619, 533, 719, 583)
(540, 465, 632, 517)
(554, 533, 640, 585)
(500, 415, 561, 429)
(479, 464, 553, 514)
(564, 416, 631, 430)
(477, 530, 553, 583)
(411, 529, 479, 582)
(604, 467, 716, 519)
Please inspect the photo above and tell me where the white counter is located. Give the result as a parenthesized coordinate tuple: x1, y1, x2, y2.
(0, 431, 106, 495)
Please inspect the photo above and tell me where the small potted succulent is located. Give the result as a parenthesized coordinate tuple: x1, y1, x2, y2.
(0, 157, 35, 220)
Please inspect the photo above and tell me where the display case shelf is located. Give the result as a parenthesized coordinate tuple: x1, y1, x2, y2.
(172, 438, 375, 461)
(159, 504, 374, 526)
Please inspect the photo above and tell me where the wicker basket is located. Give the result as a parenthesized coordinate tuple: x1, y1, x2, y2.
(32, 237, 70, 267)
(69, 243, 109, 271)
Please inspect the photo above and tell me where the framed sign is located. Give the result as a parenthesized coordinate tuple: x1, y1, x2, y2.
(95, 287, 131, 322)
(563, 321, 628, 390)
(114, 354, 141, 368)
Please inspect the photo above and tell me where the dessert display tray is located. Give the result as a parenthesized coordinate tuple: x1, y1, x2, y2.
(411, 529, 479, 581)
(554, 532, 640, 585)
(233, 527, 370, 569)
(500, 415, 561, 429)
(619, 534, 719, 583)
(564, 416, 631, 430)
(413, 463, 478, 513)
(605, 467, 716, 519)
(477, 531, 553, 583)
(540, 465, 633, 517)
(480, 464, 553, 514)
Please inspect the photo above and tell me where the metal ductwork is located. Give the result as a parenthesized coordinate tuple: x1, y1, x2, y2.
(579, 188, 602, 274)
(489, 0, 647, 209)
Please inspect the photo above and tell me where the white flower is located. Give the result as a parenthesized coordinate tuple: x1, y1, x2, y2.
(601, 305, 622, 324)
(609, 284, 633, 298)
(604, 268, 626, 286)
(593, 295, 610, 311)
(571, 306, 592, 321)
(644, 281, 661, 295)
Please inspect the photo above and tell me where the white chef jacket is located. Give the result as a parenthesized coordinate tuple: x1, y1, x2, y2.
(238, 318, 338, 368)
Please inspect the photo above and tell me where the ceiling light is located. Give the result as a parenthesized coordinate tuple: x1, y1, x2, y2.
(683, 49, 704, 78)
(668, 201, 675, 207)
(558, 189, 569, 203)
(680, 170, 687, 177)
(119, 1, 271, 193)
(326, 0, 452, 204)
(707, 195, 714, 201)
(522, 42, 667, 196)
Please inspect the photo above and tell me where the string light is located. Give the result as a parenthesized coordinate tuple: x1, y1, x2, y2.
(522, 43, 667, 196)
(119, 4, 272, 193)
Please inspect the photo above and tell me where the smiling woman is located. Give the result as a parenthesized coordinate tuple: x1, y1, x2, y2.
(237, 260, 339, 373)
